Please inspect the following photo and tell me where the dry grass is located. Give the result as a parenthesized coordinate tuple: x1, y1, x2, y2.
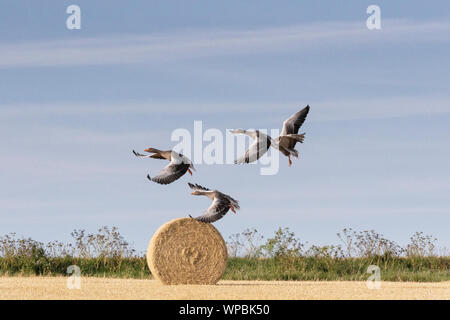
(0, 277, 448, 300)
(148, 218, 227, 285)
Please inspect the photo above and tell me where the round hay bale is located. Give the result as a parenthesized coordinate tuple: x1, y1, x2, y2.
(147, 217, 228, 285)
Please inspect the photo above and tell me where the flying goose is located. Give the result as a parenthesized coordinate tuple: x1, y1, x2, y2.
(133, 148, 195, 185)
(229, 129, 272, 164)
(187, 183, 240, 223)
(230, 105, 310, 167)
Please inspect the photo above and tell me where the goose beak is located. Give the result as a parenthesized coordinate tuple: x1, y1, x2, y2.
(188, 169, 193, 176)
(144, 148, 151, 152)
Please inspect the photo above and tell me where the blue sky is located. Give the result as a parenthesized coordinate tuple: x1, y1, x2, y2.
(1, 1, 449, 253)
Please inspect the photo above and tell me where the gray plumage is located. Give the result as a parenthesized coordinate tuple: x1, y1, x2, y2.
(147, 163, 191, 185)
(230, 105, 310, 166)
(230, 129, 272, 164)
(276, 105, 310, 155)
(133, 149, 195, 185)
(188, 183, 240, 223)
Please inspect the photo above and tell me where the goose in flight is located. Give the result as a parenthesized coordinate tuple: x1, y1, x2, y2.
(229, 129, 272, 165)
(133, 148, 195, 185)
(230, 105, 310, 167)
(188, 183, 240, 223)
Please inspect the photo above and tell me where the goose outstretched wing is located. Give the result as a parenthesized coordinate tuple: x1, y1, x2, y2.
(133, 150, 151, 158)
(147, 162, 190, 185)
(192, 191, 240, 223)
(234, 135, 271, 164)
(194, 197, 231, 223)
(280, 105, 310, 136)
(133, 150, 165, 159)
(188, 183, 212, 193)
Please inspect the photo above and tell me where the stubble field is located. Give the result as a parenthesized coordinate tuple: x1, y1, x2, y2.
(0, 277, 448, 300)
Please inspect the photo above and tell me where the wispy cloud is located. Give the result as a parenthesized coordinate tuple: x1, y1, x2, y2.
(0, 154, 138, 179)
(1, 19, 449, 69)
(1, 95, 449, 121)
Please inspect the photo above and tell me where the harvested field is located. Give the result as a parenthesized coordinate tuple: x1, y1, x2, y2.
(0, 277, 448, 300)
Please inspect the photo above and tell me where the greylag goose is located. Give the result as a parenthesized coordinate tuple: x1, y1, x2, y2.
(187, 183, 240, 223)
(275, 105, 310, 166)
(230, 105, 310, 167)
(132, 148, 195, 185)
(229, 129, 272, 164)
